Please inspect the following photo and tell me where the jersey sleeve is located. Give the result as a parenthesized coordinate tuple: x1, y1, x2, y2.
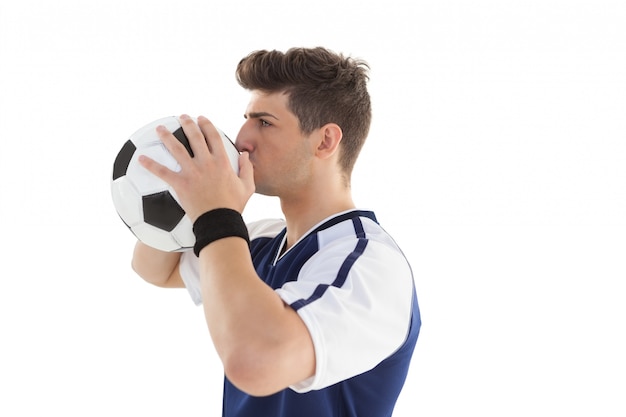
(179, 218, 286, 305)
(275, 235, 415, 393)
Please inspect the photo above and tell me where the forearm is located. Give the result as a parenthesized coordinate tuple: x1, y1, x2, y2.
(198, 237, 315, 396)
(131, 241, 182, 287)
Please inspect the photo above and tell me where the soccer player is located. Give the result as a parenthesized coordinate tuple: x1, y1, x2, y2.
(132, 47, 421, 417)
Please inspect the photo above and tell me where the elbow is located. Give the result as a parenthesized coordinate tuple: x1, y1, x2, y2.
(222, 349, 284, 397)
(218, 323, 316, 396)
(130, 258, 151, 283)
(130, 241, 181, 287)
(130, 259, 168, 288)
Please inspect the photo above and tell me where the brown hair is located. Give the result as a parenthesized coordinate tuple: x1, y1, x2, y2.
(236, 47, 372, 180)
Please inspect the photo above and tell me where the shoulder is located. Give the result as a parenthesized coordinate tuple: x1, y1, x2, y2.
(316, 214, 406, 261)
(247, 218, 286, 241)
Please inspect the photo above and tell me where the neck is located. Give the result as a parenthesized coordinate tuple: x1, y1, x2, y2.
(279, 187, 355, 250)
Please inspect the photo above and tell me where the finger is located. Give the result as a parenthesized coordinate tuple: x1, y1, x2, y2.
(155, 124, 196, 167)
(138, 153, 178, 185)
(197, 115, 227, 158)
(238, 152, 256, 193)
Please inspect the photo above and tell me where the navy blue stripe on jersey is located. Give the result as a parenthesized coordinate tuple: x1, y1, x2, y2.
(309, 210, 377, 235)
(352, 216, 366, 239)
(290, 238, 369, 312)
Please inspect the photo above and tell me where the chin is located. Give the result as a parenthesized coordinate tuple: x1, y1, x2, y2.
(254, 188, 277, 197)
(253, 182, 279, 197)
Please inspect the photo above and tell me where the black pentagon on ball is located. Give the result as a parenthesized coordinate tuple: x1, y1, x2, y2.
(142, 191, 185, 232)
(172, 127, 194, 157)
(112, 140, 136, 180)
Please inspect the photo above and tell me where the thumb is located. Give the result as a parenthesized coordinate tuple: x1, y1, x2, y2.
(238, 152, 255, 193)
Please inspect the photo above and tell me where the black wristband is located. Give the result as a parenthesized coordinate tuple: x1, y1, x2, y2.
(192, 208, 250, 257)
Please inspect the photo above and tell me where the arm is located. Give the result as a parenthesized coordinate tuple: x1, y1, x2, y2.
(138, 115, 315, 395)
(198, 237, 315, 396)
(131, 241, 185, 288)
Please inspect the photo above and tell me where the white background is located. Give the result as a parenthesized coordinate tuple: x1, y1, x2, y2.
(1, 0, 625, 415)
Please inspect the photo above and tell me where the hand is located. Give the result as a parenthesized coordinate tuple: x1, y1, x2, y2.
(138, 114, 255, 222)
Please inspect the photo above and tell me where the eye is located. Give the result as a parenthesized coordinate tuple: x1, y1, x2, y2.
(260, 119, 272, 127)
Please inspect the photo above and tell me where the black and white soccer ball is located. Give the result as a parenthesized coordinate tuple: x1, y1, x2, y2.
(111, 116, 240, 252)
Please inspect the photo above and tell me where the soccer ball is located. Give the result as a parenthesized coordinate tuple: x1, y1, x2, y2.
(111, 116, 240, 252)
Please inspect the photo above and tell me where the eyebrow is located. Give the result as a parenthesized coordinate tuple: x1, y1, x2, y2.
(244, 111, 280, 120)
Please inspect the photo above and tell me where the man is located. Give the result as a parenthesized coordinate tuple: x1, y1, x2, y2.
(132, 47, 421, 416)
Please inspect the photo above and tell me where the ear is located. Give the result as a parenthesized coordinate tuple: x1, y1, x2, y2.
(315, 123, 343, 160)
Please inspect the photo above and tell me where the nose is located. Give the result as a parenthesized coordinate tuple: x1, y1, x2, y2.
(234, 122, 253, 153)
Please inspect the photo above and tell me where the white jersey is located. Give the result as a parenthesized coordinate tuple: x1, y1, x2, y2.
(179, 209, 420, 416)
